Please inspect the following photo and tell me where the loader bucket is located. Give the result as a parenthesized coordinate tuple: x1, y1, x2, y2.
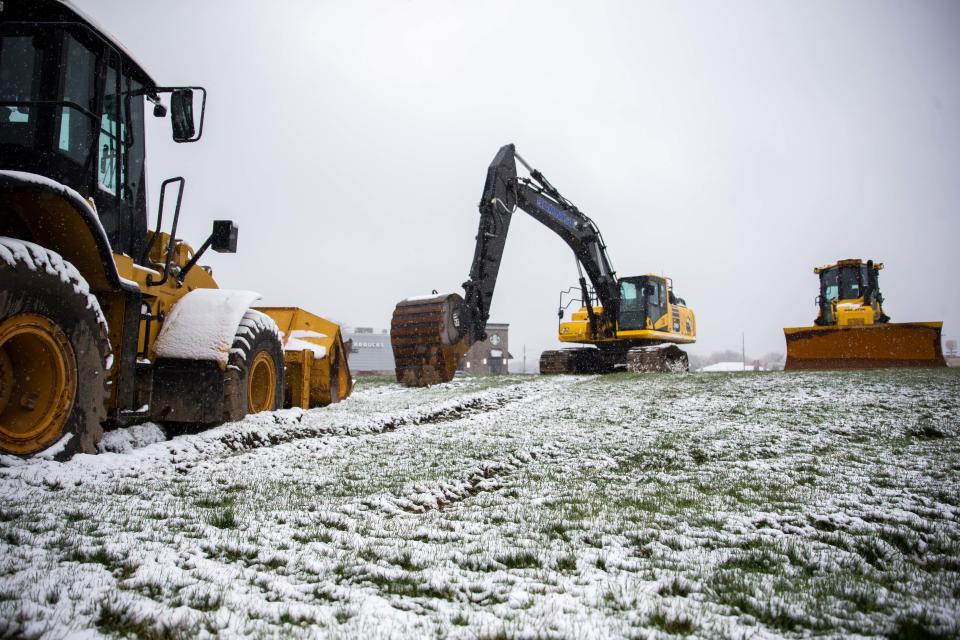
(390, 293, 472, 387)
(783, 322, 946, 371)
(256, 307, 354, 407)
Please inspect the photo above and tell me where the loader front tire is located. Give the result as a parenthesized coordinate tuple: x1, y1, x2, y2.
(0, 238, 110, 457)
(223, 310, 284, 422)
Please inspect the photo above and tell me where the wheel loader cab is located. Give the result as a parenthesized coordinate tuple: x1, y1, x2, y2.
(0, 1, 204, 265)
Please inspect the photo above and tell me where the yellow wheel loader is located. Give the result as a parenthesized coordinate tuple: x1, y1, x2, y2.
(0, 0, 351, 458)
(390, 144, 696, 385)
(784, 259, 946, 370)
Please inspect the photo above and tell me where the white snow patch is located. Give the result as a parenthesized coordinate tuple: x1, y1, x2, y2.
(98, 423, 167, 454)
(33, 434, 73, 460)
(0, 238, 110, 347)
(152, 289, 260, 364)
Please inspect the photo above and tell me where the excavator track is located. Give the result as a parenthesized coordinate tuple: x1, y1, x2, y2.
(390, 293, 471, 387)
(539, 348, 618, 374)
(539, 349, 579, 374)
(625, 344, 689, 373)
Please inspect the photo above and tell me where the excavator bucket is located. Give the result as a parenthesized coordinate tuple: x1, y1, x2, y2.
(784, 322, 947, 370)
(390, 293, 471, 387)
(256, 307, 354, 406)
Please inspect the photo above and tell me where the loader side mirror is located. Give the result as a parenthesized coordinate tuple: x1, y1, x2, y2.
(211, 220, 238, 253)
(171, 89, 195, 141)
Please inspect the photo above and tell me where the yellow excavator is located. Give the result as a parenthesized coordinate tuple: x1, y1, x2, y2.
(0, 0, 351, 458)
(390, 144, 696, 385)
(784, 259, 946, 370)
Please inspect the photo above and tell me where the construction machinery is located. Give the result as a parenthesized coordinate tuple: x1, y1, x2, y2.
(390, 144, 696, 386)
(0, 0, 351, 458)
(784, 259, 946, 370)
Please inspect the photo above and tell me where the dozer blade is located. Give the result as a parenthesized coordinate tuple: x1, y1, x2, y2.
(390, 293, 471, 387)
(784, 322, 947, 371)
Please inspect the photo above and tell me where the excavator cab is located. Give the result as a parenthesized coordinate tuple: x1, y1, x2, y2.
(616, 276, 667, 331)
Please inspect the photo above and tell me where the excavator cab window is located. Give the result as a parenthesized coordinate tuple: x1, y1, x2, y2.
(618, 280, 646, 330)
(617, 277, 668, 330)
(647, 278, 667, 325)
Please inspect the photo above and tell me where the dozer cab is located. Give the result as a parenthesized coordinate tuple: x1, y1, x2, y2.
(389, 144, 696, 386)
(0, 0, 351, 458)
(783, 259, 946, 370)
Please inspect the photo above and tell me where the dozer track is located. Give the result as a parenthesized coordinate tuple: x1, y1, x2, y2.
(390, 293, 471, 387)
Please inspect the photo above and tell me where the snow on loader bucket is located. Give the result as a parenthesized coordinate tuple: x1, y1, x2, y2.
(257, 308, 354, 405)
(390, 293, 470, 387)
(784, 322, 947, 371)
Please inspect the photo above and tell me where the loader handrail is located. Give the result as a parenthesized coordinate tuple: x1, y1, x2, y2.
(144, 176, 185, 286)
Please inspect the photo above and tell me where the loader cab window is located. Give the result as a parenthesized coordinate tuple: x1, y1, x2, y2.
(0, 34, 43, 148)
(99, 62, 121, 195)
(56, 34, 97, 165)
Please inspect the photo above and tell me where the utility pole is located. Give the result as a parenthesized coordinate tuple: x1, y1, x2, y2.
(522, 345, 527, 374)
(741, 332, 746, 370)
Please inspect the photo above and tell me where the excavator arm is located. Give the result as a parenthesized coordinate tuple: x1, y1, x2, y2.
(463, 144, 619, 343)
(391, 143, 621, 386)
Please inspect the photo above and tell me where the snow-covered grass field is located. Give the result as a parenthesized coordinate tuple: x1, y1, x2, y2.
(1, 369, 958, 639)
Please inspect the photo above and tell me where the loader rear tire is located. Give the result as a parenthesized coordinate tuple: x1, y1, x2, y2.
(223, 310, 284, 422)
(0, 238, 110, 457)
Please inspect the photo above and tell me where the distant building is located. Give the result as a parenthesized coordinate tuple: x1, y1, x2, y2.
(343, 327, 394, 375)
(698, 361, 765, 373)
(459, 323, 512, 376)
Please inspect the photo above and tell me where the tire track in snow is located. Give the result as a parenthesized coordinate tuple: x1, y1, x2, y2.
(363, 445, 561, 515)
(0, 377, 577, 488)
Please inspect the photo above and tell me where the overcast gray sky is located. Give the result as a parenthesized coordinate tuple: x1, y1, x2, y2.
(79, 0, 960, 368)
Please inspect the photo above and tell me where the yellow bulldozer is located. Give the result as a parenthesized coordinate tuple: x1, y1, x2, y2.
(0, 0, 351, 458)
(390, 144, 696, 385)
(784, 259, 946, 370)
